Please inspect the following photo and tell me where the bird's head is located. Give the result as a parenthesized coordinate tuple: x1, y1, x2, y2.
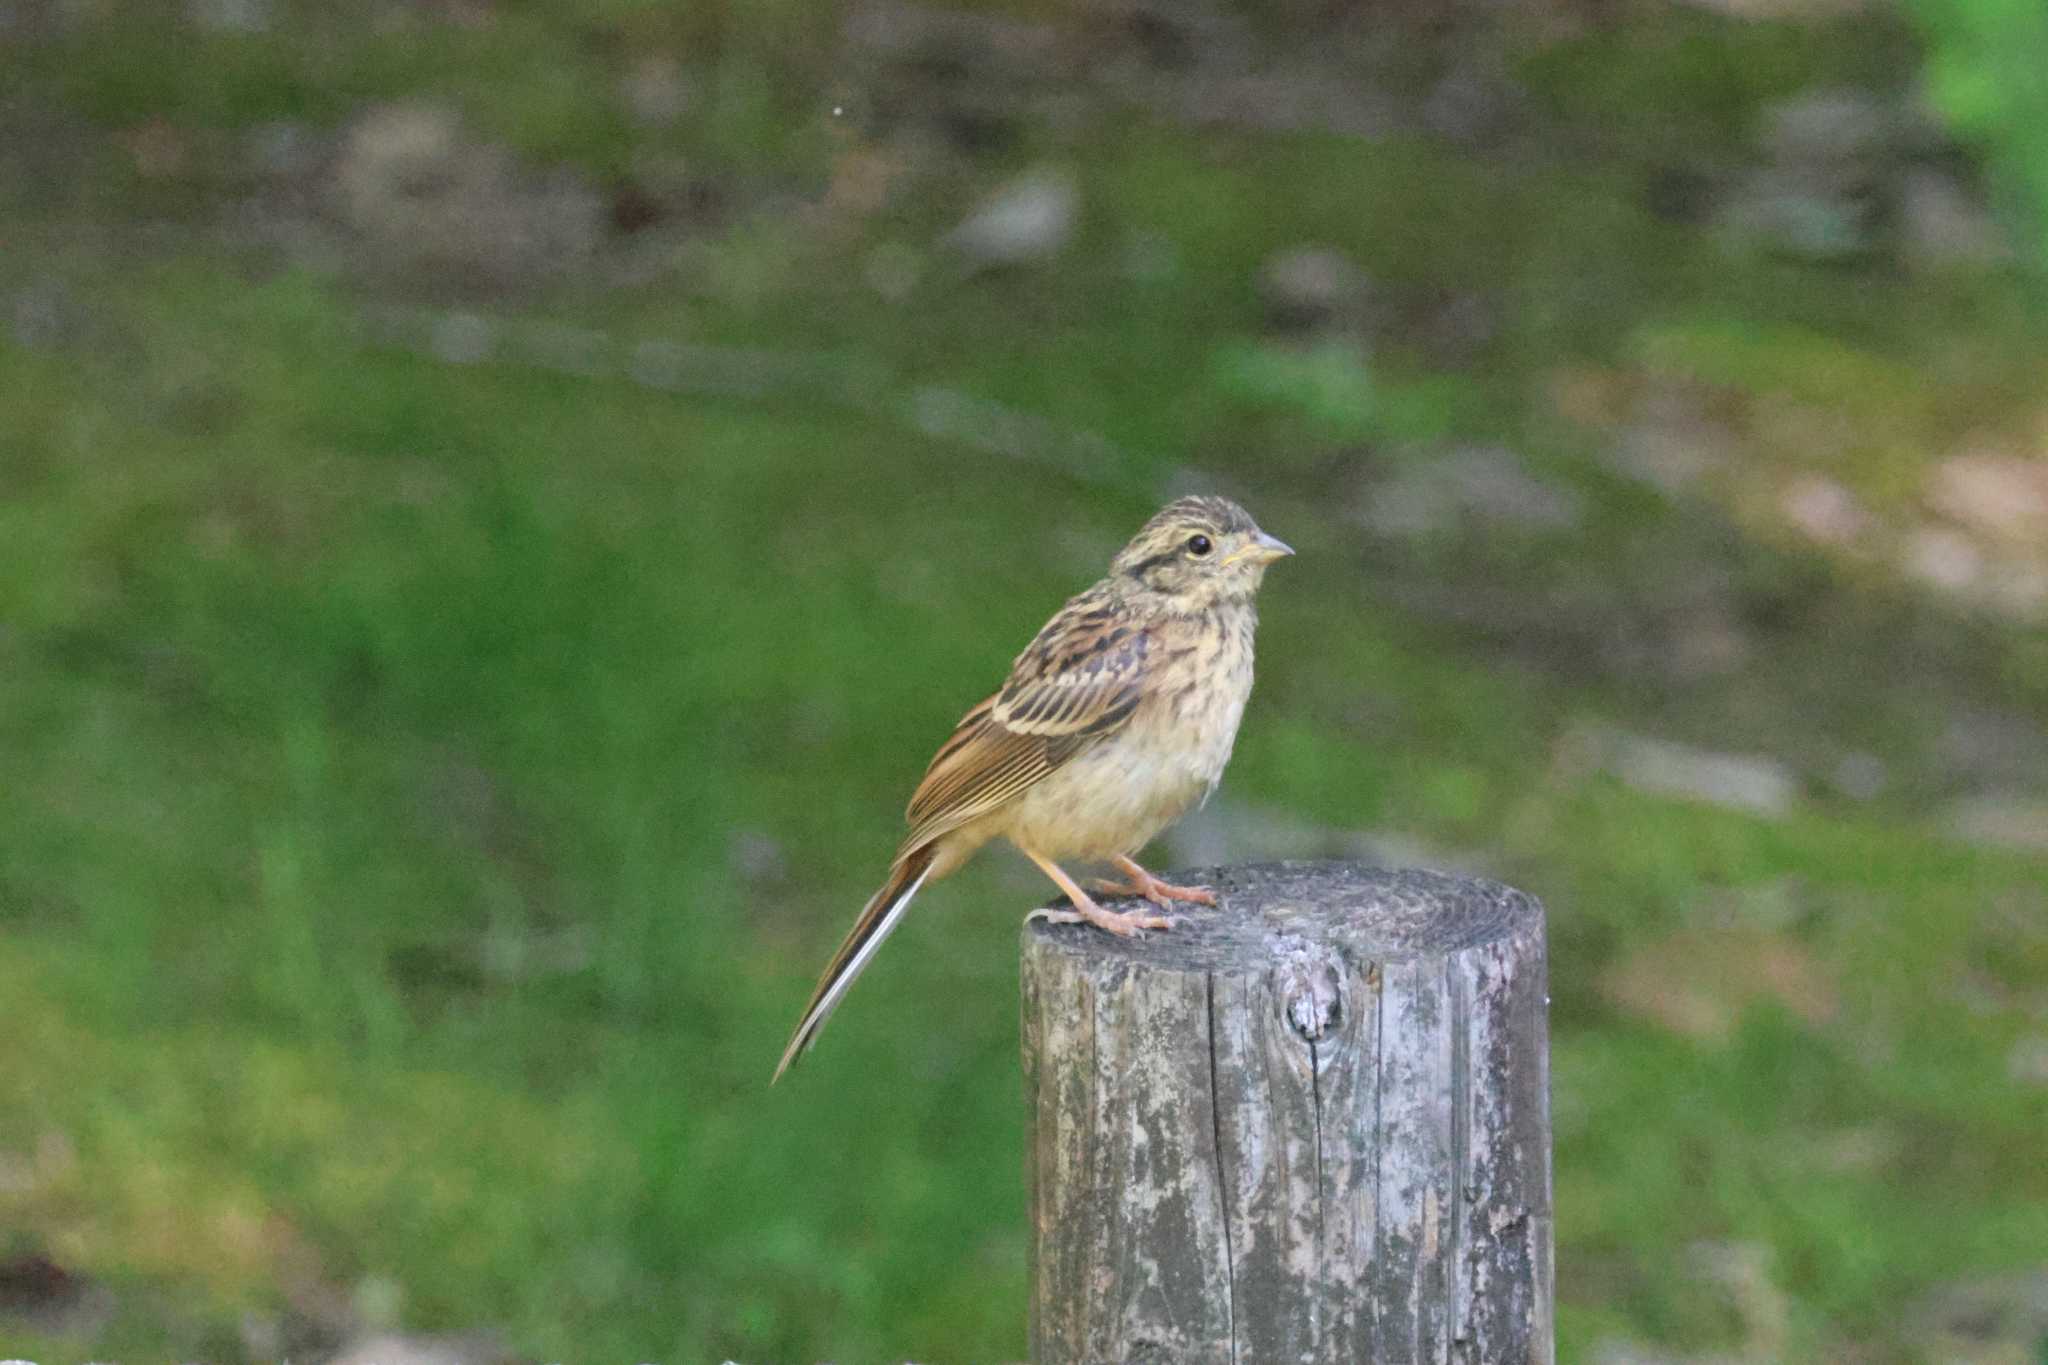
(1111, 495, 1293, 607)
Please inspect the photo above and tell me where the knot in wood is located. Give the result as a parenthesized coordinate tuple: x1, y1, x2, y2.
(1270, 933, 1343, 1041)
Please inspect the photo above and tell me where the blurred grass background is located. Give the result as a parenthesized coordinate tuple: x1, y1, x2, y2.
(3, 0, 2047, 1360)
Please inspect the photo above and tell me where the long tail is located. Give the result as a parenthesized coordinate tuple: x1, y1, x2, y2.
(772, 844, 936, 1083)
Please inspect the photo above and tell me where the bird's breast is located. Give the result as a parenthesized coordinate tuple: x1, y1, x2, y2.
(1141, 615, 1255, 803)
(1000, 606, 1257, 862)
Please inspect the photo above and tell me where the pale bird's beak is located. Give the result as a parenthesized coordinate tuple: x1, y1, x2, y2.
(1225, 531, 1295, 567)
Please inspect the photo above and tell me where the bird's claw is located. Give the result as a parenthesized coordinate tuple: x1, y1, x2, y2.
(1106, 909, 1177, 934)
(1026, 905, 1178, 936)
(1091, 875, 1219, 910)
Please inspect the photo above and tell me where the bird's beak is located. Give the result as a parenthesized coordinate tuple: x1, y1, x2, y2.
(1226, 531, 1295, 567)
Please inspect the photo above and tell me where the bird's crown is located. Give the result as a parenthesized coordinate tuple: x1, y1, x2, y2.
(1135, 495, 1258, 542)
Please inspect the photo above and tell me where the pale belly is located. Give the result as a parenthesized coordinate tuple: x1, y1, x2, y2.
(1000, 659, 1252, 864)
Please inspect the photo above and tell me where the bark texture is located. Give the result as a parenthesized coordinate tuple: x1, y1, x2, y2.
(1021, 860, 1552, 1365)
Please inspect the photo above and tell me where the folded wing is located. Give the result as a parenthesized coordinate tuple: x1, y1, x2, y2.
(901, 598, 1148, 853)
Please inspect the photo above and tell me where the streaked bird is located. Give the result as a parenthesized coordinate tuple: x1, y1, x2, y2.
(774, 496, 1292, 1081)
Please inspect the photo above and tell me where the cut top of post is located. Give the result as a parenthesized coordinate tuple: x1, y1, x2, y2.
(1025, 860, 1542, 972)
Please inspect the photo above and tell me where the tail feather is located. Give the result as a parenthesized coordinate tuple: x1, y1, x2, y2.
(772, 845, 936, 1083)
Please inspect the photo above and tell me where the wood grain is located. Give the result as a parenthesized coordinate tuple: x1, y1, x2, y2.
(1021, 861, 1553, 1365)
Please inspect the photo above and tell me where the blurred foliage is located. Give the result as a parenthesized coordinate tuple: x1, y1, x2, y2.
(1912, 0, 2048, 263)
(2, 0, 2047, 1362)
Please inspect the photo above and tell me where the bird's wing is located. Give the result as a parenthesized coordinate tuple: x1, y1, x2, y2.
(901, 597, 1147, 851)
(774, 593, 1146, 1080)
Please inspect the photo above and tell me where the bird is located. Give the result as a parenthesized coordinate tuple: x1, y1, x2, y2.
(772, 496, 1293, 1081)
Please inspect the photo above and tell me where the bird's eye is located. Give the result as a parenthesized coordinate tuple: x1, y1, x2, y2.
(1186, 534, 1213, 557)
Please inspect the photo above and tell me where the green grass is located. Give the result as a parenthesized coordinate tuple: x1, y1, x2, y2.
(4, 266, 1049, 1359)
(5, 4, 2048, 1360)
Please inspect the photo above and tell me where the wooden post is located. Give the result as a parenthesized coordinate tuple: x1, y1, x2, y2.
(1021, 860, 1553, 1365)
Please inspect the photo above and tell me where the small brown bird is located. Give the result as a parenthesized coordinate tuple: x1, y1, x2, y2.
(773, 496, 1293, 1080)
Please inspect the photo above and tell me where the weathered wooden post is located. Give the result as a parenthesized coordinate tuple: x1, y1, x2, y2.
(1021, 860, 1553, 1364)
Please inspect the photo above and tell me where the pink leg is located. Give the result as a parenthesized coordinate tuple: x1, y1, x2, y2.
(1092, 854, 1217, 910)
(1021, 848, 1174, 936)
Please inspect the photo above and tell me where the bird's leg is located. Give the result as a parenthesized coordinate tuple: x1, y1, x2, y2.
(1093, 853, 1219, 909)
(1021, 847, 1174, 936)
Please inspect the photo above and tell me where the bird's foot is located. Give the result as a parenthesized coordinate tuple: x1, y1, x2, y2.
(1020, 848, 1175, 936)
(1096, 857, 1219, 910)
(1027, 899, 1175, 937)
